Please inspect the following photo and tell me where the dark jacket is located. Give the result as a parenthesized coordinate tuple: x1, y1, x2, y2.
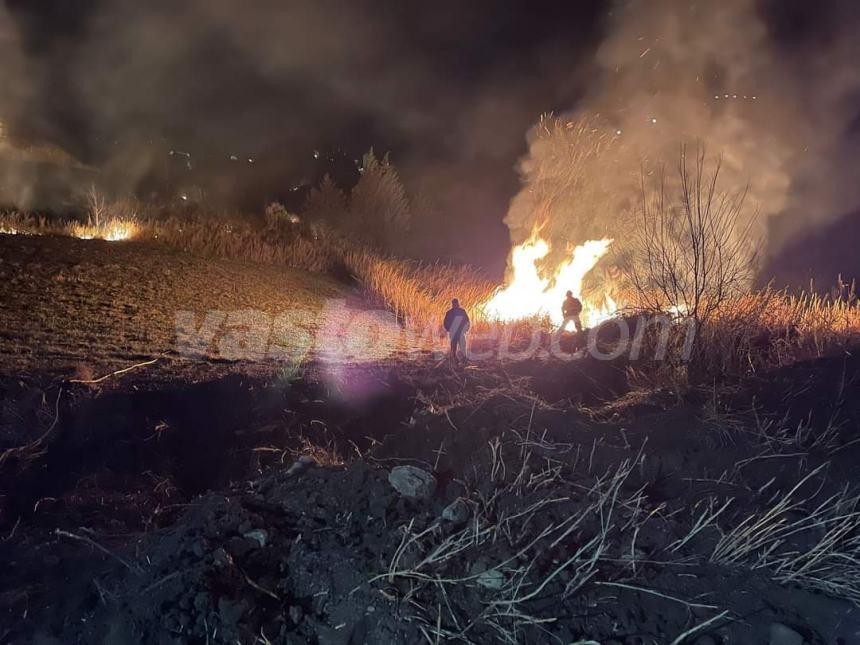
(443, 306, 471, 336)
(562, 296, 583, 317)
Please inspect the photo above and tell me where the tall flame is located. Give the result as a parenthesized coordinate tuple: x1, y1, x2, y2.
(483, 229, 617, 329)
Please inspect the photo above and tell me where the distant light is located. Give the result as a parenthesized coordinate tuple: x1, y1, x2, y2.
(313, 150, 320, 159)
(229, 154, 238, 161)
(650, 117, 657, 124)
(247, 158, 254, 164)
(180, 194, 188, 201)
(733, 94, 737, 99)
(724, 94, 729, 98)
(714, 95, 719, 99)
(616, 129, 622, 135)
(752, 95, 757, 100)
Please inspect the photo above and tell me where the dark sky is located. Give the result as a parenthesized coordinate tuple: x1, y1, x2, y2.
(2, 0, 859, 282)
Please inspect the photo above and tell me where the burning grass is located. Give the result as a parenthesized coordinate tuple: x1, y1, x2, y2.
(1, 207, 858, 382)
(481, 228, 618, 328)
(69, 218, 139, 241)
(0, 209, 338, 272)
(0, 209, 139, 241)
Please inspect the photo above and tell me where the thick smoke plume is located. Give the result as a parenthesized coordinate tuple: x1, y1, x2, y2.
(2, 1, 858, 277)
(503, 0, 860, 277)
(0, 0, 602, 269)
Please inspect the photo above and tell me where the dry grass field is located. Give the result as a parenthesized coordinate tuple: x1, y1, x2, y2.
(0, 233, 410, 381)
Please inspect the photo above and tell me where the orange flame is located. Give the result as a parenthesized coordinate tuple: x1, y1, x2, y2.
(482, 229, 618, 328)
(71, 220, 138, 242)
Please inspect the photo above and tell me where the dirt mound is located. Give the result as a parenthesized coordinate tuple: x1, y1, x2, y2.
(3, 354, 860, 643)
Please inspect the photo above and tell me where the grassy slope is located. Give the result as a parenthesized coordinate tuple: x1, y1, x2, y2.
(0, 233, 405, 378)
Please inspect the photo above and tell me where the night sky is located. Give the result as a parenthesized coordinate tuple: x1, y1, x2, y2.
(1, 0, 859, 280)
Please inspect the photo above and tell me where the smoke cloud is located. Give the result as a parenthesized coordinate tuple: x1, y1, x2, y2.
(1, 1, 858, 279)
(0, 0, 604, 270)
(503, 0, 860, 278)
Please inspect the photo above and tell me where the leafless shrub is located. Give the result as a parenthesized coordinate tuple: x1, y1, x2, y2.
(70, 187, 142, 240)
(625, 144, 760, 325)
(85, 184, 108, 227)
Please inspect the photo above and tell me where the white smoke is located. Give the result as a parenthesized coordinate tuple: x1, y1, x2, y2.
(503, 0, 860, 273)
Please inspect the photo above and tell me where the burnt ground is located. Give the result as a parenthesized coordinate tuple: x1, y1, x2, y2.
(2, 234, 860, 644)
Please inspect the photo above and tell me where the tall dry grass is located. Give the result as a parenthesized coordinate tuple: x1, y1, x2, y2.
(0, 212, 65, 236)
(139, 217, 337, 273)
(699, 287, 860, 374)
(338, 245, 496, 327)
(2, 208, 858, 379)
(628, 286, 860, 387)
(0, 209, 338, 273)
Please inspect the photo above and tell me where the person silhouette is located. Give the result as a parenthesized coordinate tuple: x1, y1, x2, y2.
(443, 298, 470, 362)
(559, 290, 583, 336)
